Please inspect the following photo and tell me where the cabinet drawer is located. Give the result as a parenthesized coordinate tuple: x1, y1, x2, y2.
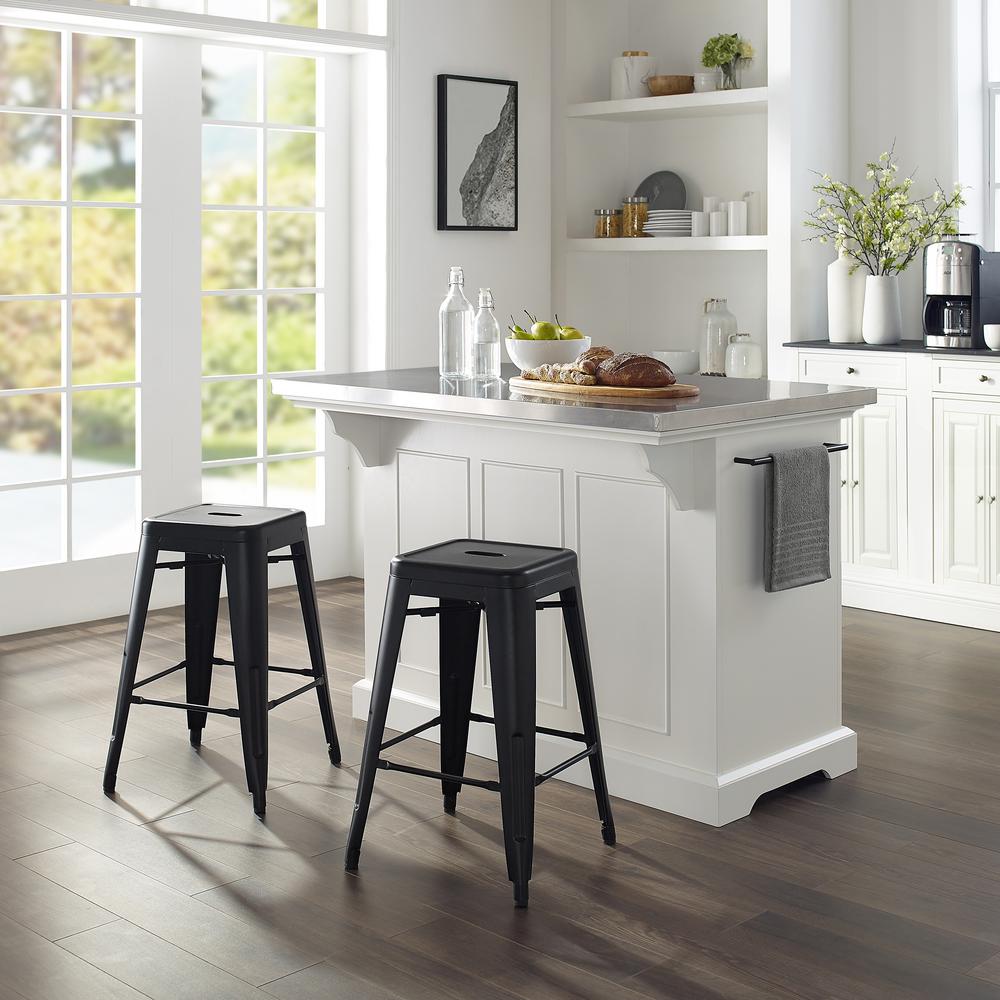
(932, 360, 1000, 396)
(798, 352, 907, 390)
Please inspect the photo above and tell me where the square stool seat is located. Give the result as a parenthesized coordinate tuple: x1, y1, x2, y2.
(143, 504, 303, 546)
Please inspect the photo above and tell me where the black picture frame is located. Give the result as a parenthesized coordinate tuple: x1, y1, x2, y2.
(437, 74, 519, 232)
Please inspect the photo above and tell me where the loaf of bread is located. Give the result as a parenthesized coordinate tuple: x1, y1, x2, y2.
(521, 362, 598, 385)
(596, 353, 677, 388)
(577, 345, 615, 365)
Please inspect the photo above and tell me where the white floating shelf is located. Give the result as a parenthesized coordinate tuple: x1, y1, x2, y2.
(567, 87, 768, 123)
(567, 236, 768, 252)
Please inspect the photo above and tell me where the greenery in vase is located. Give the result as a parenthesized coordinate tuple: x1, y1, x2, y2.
(701, 33, 754, 90)
(804, 148, 965, 277)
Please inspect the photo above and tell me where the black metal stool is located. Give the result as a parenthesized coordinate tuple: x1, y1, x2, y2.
(103, 503, 341, 816)
(346, 539, 615, 907)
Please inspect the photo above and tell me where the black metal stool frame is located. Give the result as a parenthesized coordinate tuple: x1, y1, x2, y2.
(103, 508, 341, 817)
(346, 552, 615, 908)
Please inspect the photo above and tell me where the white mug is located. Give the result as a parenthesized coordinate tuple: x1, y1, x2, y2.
(709, 210, 728, 237)
(703, 195, 722, 214)
(985, 324, 1000, 351)
(727, 200, 748, 237)
(691, 211, 709, 237)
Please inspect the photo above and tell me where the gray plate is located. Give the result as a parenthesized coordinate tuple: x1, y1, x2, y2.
(635, 171, 687, 211)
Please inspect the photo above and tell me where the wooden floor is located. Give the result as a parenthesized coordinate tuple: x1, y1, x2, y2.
(1, 583, 1000, 999)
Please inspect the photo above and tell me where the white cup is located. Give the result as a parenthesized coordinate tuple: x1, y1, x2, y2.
(709, 210, 728, 237)
(727, 200, 748, 237)
(693, 70, 719, 93)
(985, 324, 1000, 351)
(691, 211, 709, 237)
(703, 195, 722, 214)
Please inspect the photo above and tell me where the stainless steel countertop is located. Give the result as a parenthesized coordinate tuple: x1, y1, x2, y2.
(273, 366, 877, 439)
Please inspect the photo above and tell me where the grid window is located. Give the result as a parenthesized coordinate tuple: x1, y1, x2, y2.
(0, 26, 141, 570)
(128, 1, 320, 27)
(200, 45, 323, 522)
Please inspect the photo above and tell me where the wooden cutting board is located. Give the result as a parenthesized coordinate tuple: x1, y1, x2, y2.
(508, 376, 700, 399)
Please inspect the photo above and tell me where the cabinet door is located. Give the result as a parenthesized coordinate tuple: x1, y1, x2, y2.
(935, 400, 988, 585)
(851, 396, 905, 572)
(990, 416, 1000, 586)
(839, 417, 852, 565)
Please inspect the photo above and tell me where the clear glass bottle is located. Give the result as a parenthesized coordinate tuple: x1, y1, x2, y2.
(439, 265, 474, 378)
(699, 298, 738, 375)
(471, 287, 501, 381)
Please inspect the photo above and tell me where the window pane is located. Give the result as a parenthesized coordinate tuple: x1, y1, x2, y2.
(0, 112, 61, 200)
(0, 27, 61, 109)
(72, 118, 137, 202)
(0, 393, 61, 485)
(267, 387, 315, 454)
(203, 210, 259, 290)
(203, 125, 259, 205)
(271, 0, 318, 28)
(72, 207, 136, 293)
(202, 295, 258, 375)
(203, 46, 260, 123)
(72, 298, 136, 385)
(202, 462, 260, 506)
(267, 55, 315, 126)
(202, 379, 257, 460)
(0, 206, 61, 295)
(72, 387, 136, 474)
(206, 0, 266, 17)
(268, 456, 321, 523)
(0, 485, 64, 570)
(267, 212, 315, 288)
(267, 293, 315, 371)
(72, 475, 138, 560)
(0, 299, 62, 390)
(267, 130, 315, 207)
(72, 34, 136, 114)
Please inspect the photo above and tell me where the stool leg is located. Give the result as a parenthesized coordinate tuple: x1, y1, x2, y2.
(104, 534, 159, 794)
(185, 557, 223, 748)
(226, 544, 270, 817)
(345, 575, 410, 872)
(439, 599, 480, 814)
(485, 589, 536, 908)
(291, 537, 341, 766)
(561, 584, 616, 847)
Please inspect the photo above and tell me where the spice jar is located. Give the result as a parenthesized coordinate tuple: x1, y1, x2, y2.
(622, 195, 649, 237)
(594, 208, 623, 238)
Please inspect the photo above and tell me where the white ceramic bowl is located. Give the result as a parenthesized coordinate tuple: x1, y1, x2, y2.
(651, 350, 699, 375)
(986, 324, 1000, 351)
(505, 336, 591, 371)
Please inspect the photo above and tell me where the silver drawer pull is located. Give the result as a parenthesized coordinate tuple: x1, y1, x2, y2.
(846, 367, 857, 375)
(980, 374, 990, 383)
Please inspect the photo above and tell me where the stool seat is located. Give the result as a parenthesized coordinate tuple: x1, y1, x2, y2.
(391, 539, 577, 590)
(143, 503, 303, 545)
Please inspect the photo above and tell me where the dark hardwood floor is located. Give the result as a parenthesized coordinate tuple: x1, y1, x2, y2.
(1, 581, 1000, 998)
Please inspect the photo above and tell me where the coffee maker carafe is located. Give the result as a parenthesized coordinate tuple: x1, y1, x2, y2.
(923, 237, 980, 349)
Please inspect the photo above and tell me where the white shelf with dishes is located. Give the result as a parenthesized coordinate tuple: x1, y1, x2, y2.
(567, 236, 769, 252)
(567, 86, 768, 124)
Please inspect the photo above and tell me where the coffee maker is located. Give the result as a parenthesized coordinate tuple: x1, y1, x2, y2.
(923, 236, 1000, 349)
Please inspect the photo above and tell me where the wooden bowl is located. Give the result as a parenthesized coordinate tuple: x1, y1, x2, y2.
(647, 74, 694, 97)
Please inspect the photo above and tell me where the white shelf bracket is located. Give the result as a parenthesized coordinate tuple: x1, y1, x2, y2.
(323, 411, 389, 468)
(640, 440, 716, 512)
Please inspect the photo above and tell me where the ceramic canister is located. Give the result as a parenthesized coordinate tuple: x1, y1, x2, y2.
(611, 51, 656, 99)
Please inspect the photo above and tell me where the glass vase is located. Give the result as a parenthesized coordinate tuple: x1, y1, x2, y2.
(720, 60, 742, 90)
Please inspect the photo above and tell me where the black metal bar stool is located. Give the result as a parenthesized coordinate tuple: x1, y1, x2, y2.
(103, 504, 341, 816)
(346, 539, 615, 908)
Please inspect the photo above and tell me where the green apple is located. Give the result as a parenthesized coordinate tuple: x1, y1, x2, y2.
(559, 326, 585, 340)
(508, 316, 531, 340)
(531, 321, 559, 340)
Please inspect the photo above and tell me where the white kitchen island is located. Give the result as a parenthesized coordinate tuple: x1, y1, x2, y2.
(273, 367, 876, 826)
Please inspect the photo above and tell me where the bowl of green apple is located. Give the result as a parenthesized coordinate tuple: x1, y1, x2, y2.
(505, 313, 591, 370)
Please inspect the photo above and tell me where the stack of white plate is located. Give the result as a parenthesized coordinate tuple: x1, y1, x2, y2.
(644, 209, 692, 237)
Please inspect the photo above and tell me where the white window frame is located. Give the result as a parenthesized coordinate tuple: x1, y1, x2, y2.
(0, 3, 387, 634)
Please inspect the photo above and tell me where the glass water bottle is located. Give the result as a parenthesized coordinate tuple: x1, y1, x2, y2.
(700, 298, 738, 375)
(471, 287, 501, 381)
(439, 265, 473, 378)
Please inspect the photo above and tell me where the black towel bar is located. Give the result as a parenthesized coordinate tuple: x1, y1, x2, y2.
(734, 443, 848, 467)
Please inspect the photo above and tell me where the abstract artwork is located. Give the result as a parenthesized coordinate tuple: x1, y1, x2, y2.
(437, 74, 518, 231)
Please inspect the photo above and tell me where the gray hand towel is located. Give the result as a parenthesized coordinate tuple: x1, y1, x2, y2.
(764, 445, 831, 593)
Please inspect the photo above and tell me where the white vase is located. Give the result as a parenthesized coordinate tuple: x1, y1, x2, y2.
(861, 274, 903, 345)
(827, 251, 866, 344)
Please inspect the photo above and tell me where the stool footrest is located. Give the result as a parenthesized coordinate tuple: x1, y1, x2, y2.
(154, 557, 221, 571)
(534, 745, 596, 786)
(133, 660, 187, 690)
(468, 712, 587, 744)
(380, 716, 441, 751)
(405, 604, 482, 618)
(267, 679, 322, 711)
(131, 695, 240, 717)
(212, 657, 313, 677)
(377, 759, 501, 792)
(267, 554, 302, 564)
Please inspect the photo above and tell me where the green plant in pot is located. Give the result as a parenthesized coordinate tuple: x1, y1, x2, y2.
(701, 33, 754, 90)
(804, 146, 965, 345)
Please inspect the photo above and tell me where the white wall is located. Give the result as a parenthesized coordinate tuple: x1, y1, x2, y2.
(848, 0, 958, 337)
(388, 0, 553, 369)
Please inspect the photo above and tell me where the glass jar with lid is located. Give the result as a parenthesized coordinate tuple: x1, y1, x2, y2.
(622, 196, 649, 237)
(699, 298, 737, 375)
(594, 209, 623, 238)
(724, 332, 763, 378)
